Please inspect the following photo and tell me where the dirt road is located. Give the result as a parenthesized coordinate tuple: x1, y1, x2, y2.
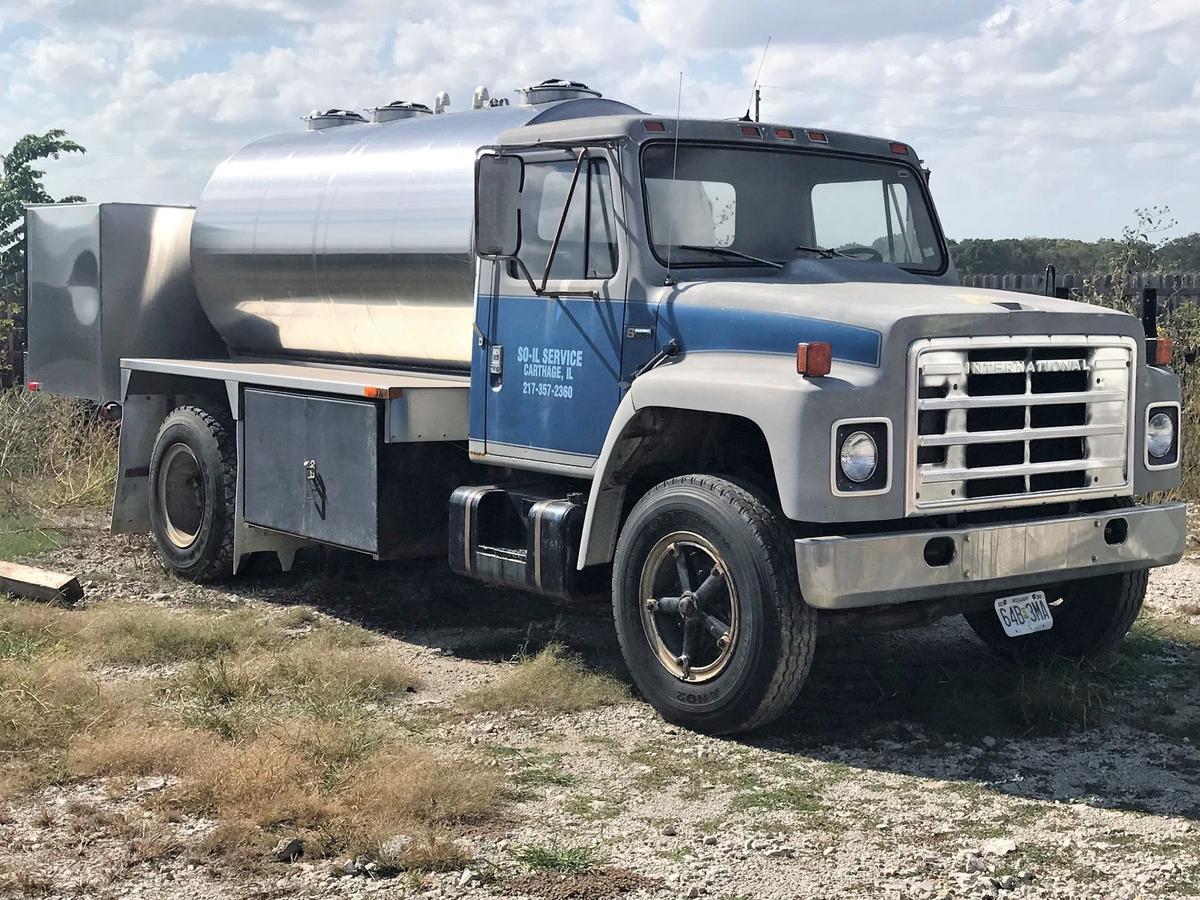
(2, 512, 1199, 899)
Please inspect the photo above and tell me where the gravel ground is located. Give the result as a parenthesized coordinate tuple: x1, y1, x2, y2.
(2, 511, 1199, 900)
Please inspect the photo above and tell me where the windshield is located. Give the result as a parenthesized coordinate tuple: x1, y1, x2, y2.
(642, 143, 946, 273)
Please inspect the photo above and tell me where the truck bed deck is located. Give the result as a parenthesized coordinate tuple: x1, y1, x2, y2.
(121, 357, 469, 442)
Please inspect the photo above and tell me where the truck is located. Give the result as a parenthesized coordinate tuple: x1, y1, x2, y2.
(24, 79, 1187, 734)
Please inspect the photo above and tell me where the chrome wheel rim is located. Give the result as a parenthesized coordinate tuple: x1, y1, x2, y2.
(638, 531, 739, 683)
(158, 443, 204, 549)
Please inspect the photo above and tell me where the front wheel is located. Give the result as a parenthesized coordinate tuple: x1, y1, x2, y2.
(963, 569, 1148, 660)
(612, 475, 815, 734)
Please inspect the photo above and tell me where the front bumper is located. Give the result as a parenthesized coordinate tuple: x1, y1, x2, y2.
(795, 502, 1188, 610)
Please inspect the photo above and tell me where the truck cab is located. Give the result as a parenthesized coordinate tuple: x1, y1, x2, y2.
(25, 80, 1187, 734)
(466, 106, 1185, 731)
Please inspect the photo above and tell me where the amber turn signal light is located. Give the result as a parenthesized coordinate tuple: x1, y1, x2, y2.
(797, 342, 832, 377)
(1151, 337, 1174, 367)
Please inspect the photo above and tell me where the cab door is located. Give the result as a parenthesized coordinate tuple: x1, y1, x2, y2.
(477, 149, 628, 467)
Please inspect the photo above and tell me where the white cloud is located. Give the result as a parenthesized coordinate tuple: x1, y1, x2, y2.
(0, 0, 1196, 239)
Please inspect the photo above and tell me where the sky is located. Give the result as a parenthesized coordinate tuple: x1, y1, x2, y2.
(0, 0, 1196, 241)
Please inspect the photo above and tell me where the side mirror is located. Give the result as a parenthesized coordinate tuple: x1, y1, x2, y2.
(474, 153, 524, 259)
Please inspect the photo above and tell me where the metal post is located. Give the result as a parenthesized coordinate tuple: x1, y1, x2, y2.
(1141, 287, 1158, 338)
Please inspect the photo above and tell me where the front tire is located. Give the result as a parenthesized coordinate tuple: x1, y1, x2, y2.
(612, 475, 815, 734)
(964, 569, 1148, 660)
(148, 405, 236, 582)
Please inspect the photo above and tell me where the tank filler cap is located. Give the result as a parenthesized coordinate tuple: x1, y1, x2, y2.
(518, 79, 602, 105)
(368, 100, 433, 124)
(304, 108, 368, 131)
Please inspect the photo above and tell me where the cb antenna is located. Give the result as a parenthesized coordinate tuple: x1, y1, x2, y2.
(664, 71, 683, 284)
(744, 36, 772, 122)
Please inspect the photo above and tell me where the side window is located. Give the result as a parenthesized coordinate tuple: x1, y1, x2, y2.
(517, 157, 618, 281)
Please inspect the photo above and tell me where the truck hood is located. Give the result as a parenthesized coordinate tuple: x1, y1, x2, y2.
(657, 263, 1143, 369)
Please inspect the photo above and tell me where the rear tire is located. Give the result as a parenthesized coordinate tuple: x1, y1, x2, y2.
(612, 475, 814, 735)
(148, 405, 236, 582)
(963, 569, 1148, 660)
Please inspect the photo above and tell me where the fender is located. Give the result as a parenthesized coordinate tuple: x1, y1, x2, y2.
(577, 349, 882, 568)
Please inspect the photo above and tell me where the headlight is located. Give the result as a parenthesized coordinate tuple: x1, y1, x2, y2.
(839, 431, 878, 483)
(1147, 411, 1176, 460)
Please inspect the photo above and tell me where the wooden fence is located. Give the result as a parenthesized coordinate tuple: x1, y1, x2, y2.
(960, 272, 1200, 304)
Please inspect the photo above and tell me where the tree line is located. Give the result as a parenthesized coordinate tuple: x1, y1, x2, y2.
(948, 233, 1200, 276)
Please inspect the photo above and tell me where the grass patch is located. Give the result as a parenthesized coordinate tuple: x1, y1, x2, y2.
(459, 644, 626, 715)
(81, 605, 280, 666)
(0, 597, 501, 875)
(513, 841, 605, 873)
(69, 724, 501, 870)
(0, 514, 61, 560)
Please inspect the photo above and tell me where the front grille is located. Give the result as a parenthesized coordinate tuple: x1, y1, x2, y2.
(909, 336, 1134, 512)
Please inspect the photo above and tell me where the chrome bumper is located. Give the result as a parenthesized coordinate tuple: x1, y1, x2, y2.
(795, 502, 1188, 610)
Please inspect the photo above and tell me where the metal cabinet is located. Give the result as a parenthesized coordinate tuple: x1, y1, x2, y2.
(243, 389, 380, 553)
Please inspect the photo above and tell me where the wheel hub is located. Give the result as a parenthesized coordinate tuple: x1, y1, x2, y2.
(638, 532, 738, 684)
(158, 443, 205, 550)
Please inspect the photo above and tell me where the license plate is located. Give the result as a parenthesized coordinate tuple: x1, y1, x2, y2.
(994, 591, 1054, 638)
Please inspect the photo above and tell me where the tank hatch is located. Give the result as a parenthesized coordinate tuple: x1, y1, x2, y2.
(518, 79, 602, 105)
(368, 100, 433, 124)
(304, 108, 368, 131)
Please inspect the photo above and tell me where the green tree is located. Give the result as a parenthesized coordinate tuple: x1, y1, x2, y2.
(1, 130, 87, 384)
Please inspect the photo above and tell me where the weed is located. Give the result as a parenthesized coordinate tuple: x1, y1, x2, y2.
(459, 644, 626, 715)
(0, 514, 61, 560)
(0, 390, 117, 513)
(512, 841, 605, 873)
(0, 603, 61, 660)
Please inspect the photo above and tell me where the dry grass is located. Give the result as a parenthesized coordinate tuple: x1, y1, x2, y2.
(0, 390, 117, 514)
(0, 862, 54, 897)
(0, 656, 152, 757)
(0, 595, 499, 875)
(459, 645, 627, 715)
(80, 605, 279, 667)
(68, 722, 502, 870)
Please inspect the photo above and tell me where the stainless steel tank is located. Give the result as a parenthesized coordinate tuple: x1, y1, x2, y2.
(191, 94, 638, 370)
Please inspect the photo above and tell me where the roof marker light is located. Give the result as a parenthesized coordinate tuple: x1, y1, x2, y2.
(740, 124, 762, 138)
(806, 130, 829, 144)
(774, 127, 796, 140)
(890, 142, 910, 155)
(644, 120, 666, 132)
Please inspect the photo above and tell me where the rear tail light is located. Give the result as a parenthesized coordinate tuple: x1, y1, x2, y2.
(797, 342, 832, 377)
(25, 381, 40, 392)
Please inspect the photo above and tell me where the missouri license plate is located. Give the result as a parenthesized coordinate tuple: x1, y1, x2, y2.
(994, 591, 1053, 638)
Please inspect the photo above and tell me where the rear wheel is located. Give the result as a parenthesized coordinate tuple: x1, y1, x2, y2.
(612, 475, 814, 734)
(148, 405, 236, 582)
(964, 569, 1148, 660)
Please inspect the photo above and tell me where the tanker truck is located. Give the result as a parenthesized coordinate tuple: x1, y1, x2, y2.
(23, 79, 1187, 734)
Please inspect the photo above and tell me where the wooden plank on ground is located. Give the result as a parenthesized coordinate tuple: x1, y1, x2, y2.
(0, 560, 84, 604)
